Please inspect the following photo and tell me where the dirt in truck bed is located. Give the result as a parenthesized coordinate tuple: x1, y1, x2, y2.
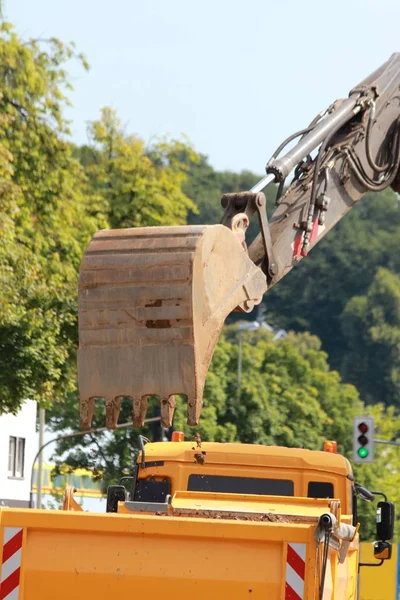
(154, 508, 317, 523)
(192, 432, 206, 464)
(173, 511, 292, 522)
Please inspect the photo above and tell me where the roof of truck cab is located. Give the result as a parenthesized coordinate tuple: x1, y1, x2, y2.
(141, 441, 352, 476)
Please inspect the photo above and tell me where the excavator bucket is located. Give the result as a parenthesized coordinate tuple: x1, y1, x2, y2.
(78, 223, 267, 429)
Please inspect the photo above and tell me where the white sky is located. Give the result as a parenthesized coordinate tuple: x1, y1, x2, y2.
(6, 0, 400, 172)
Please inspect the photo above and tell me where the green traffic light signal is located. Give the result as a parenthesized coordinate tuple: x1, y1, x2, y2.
(357, 447, 369, 459)
(354, 417, 374, 462)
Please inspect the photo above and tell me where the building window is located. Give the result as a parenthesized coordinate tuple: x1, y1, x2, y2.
(8, 436, 25, 478)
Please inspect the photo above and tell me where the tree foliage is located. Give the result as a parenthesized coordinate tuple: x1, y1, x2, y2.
(0, 23, 103, 413)
(0, 24, 199, 415)
(263, 189, 400, 404)
(341, 268, 400, 406)
(79, 107, 198, 229)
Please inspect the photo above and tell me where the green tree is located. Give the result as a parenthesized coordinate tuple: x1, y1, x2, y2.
(219, 328, 361, 452)
(81, 107, 198, 229)
(261, 188, 400, 398)
(0, 22, 104, 414)
(341, 268, 400, 407)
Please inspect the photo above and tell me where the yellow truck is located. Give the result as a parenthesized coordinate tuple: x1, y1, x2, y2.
(0, 436, 394, 599)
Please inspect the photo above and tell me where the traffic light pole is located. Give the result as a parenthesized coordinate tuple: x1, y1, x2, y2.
(374, 439, 400, 447)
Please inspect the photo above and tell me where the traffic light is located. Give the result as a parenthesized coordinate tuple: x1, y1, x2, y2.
(353, 417, 374, 463)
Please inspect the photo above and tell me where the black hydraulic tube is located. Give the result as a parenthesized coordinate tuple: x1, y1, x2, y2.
(318, 514, 333, 600)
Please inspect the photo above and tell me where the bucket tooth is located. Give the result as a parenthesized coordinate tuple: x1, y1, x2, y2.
(78, 224, 267, 428)
(105, 397, 121, 429)
(80, 397, 95, 430)
(160, 395, 176, 428)
(187, 397, 203, 427)
(133, 396, 148, 428)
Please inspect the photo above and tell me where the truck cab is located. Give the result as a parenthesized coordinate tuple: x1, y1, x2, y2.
(115, 439, 354, 519)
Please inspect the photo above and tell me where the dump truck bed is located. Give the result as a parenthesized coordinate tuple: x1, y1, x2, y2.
(0, 504, 320, 600)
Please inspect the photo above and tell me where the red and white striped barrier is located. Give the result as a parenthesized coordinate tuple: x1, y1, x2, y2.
(0, 527, 23, 600)
(285, 542, 306, 600)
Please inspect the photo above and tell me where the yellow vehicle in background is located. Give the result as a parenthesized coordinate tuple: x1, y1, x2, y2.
(0, 435, 394, 599)
(32, 463, 103, 500)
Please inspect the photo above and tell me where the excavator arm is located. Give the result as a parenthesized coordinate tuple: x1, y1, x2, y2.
(78, 53, 400, 430)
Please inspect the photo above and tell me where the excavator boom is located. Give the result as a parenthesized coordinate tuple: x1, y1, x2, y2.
(79, 53, 400, 429)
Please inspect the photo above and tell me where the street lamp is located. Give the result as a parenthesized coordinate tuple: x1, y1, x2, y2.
(30, 416, 161, 509)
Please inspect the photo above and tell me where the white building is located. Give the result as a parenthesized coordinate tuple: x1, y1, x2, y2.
(0, 400, 37, 508)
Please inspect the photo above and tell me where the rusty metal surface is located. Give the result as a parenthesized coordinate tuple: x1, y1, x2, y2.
(78, 224, 267, 430)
